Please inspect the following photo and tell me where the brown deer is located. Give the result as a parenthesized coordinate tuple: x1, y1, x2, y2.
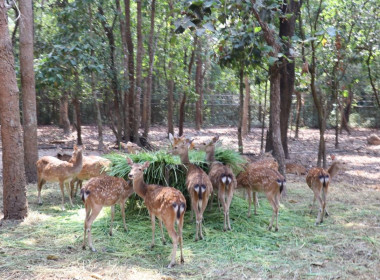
(306, 155, 346, 225)
(127, 158, 186, 268)
(286, 163, 307, 175)
(192, 136, 237, 231)
(236, 166, 286, 231)
(169, 133, 213, 241)
(36, 145, 83, 210)
(81, 176, 134, 252)
(70, 156, 111, 198)
(56, 148, 72, 161)
(120, 141, 142, 154)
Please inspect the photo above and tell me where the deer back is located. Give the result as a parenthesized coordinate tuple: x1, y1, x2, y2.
(81, 176, 133, 206)
(77, 156, 111, 180)
(306, 167, 329, 190)
(186, 164, 213, 200)
(209, 162, 236, 190)
(286, 163, 307, 175)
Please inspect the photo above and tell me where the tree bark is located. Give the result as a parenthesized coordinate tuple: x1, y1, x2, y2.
(0, 1, 28, 219)
(19, 0, 38, 183)
(242, 75, 250, 137)
(167, 62, 174, 135)
(195, 40, 202, 131)
(124, 0, 135, 141)
(142, 0, 156, 137)
(238, 66, 244, 153)
(73, 95, 82, 145)
(279, 0, 298, 159)
(59, 92, 70, 134)
(294, 91, 302, 139)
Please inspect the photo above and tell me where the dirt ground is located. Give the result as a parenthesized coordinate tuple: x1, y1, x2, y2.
(0, 125, 380, 280)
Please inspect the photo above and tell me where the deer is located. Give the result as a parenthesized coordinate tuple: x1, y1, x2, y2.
(306, 155, 346, 225)
(127, 158, 186, 268)
(70, 156, 111, 198)
(286, 163, 307, 175)
(169, 133, 213, 241)
(236, 166, 286, 231)
(192, 136, 237, 231)
(120, 141, 142, 154)
(81, 175, 134, 252)
(56, 147, 72, 161)
(36, 144, 83, 210)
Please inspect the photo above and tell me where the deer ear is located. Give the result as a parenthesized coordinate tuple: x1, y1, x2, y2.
(73, 144, 78, 150)
(143, 161, 150, 169)
(127, 157, 134, 166)
(212, 135, 219, 143)
(168, 133, 174, 144)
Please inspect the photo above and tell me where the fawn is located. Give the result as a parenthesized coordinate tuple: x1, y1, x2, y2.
(81, 175, 134, 252)
(36, 145, 83, 210)
(127, 158, 186, 268)
(169, 133, 213, 241)
(306, 155, 345, 225)
(237, 166, 286, 231)
(286, 163, 307, 175)
(192, 136, 237, 231)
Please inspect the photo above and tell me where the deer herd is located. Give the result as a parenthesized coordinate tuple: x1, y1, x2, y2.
(35, 136, 346, 268)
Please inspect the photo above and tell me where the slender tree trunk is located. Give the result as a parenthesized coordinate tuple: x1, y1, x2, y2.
(73, 95, 82, 145)
(115, 0, 130, 139)
(366, 50, 380, 108)
(125, 0, 135, 141)
(143, 0, 156, 137)
(19, 0, 38, 183)
(59, 92, 70, 134)
(167, 62, 174, 135)
(91, 71, 104, 150)
(179, 36, 197, 136)
(242, 75, 250, 137)
(295, 91, 302, 138)
(195, 40, 202, 131)
(260, 80, 268, 152)
(0, 1, 28, 219)
(238, 66, 244, 153)
(340, 88, 352, 134)
(134, 0, 143, 143)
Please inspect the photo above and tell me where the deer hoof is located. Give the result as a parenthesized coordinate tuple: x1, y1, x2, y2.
(109, 232, 113, 236)
(181, 258, 184, 264)
(267, 226, 272, 231)
(90, 247, 96, 252)
(275, 227, 278, 232)
(150, 244, 155, 249)
(167, 262, 175, 269)
(162, 240, 167, 245)
(82, 245, 86, 250)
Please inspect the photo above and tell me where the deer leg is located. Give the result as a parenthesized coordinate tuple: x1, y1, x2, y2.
(313, 189, 324, 225)
(274, 194, 280, 231)
(309, 195, 316, 214)
(219, 190, 227, 231)
(254, 192, 259, 215)
(194, 201, 200, 241)
(85, 205, 102, 252)
(247, 188, 252, 217)
(255, 191, 260, 208)
(166, 226, 178, 268)
(65, 182, 74, 207)
(158, 219, 167, 245)
(37, 178, 45, 205)
(226, 188, 233, 230)
(267, 197, 277, 231)
(150, 213, 156, 249)
(70, 178, 77, 199)
(178, 216, 185, 264)
(109, 205, 115, 236)
(320, 187, 328, 223)
(82, 205, 91, 249)
(120, 201, 127, 231)
(59, 181, 66, 210)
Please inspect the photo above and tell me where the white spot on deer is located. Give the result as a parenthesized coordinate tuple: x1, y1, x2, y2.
(222, 176, 227, 184)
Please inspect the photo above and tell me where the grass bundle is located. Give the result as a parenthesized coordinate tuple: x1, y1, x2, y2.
(214, 146, 247, 175)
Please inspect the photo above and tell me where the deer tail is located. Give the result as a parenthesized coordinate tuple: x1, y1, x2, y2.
(80, 188, 90, 202)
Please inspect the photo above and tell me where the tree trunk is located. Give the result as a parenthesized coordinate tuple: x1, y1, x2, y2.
(59, 92, 70, 134)
(143, 0, 156, 137)
(19, 0, 38, 183)
(0, 1, 28, 219)
(98, 5, 122, 145)
(115, 0, 130, 140)
(124, 0, 135, 141)
(195, 40, 202, 131)
(91, 71, 104, 151)
(340, 88, 352, 134)
(260, 79, 268, 152)
(238, 66, 244, 153)
(242, 75, 250, 137)
(295, 91, 302, 139)
(134, 0, 143, 143)
(167, 61, 174, 135)
(73, 96, 82, 145)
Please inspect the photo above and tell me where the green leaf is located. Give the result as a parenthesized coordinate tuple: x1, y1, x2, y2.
(268, 56, 278, 65)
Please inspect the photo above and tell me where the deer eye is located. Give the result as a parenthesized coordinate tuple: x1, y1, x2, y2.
(174, 147, 178, 149)
(139, 168, 142, 171)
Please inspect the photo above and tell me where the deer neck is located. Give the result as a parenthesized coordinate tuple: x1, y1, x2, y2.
(206, 147, 215, 162)
(132, 174, 148, 198)
(72, 151, 83, 171)
(179, 149, 191, 166)
(327, 161, 340, 178)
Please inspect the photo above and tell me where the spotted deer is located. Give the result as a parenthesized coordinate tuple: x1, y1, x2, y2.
(236, 166, 286, 231)
(81, 176, 134, 252)
(286, 163, 307, 175)
(192, 136, 237, 231)
(306, 155, 346, 225)
(169, 133, 213, 241)
(36, 145, 83, 210)
(120, 141, 142, 154)
(127, 158, 186, 268)
(70, 156, 111, 198)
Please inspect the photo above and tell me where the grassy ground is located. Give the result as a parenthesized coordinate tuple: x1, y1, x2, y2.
(1, 174, 379, 280)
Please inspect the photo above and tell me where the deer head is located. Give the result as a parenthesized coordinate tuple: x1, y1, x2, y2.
(127, 158, 150, 180)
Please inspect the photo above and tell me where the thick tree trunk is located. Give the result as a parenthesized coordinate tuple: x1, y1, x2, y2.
(242, 75, 250, 137)
(115, 0, 130, 139)
(238, 67, 244, 153)
(59, 92, 71, 134)
(143, 0, 156, 137)
(91, 71, 104, 150)
(295, 91, 302, 139)
(134, 0, 143, 143)
(124, 0, 135, 141)
(167, 62, 174, 135)
(260, 79, 268, 152)
(19, 0, 38, 183)
(0, 1, 28, 219)
(340, 88, 352, 134)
